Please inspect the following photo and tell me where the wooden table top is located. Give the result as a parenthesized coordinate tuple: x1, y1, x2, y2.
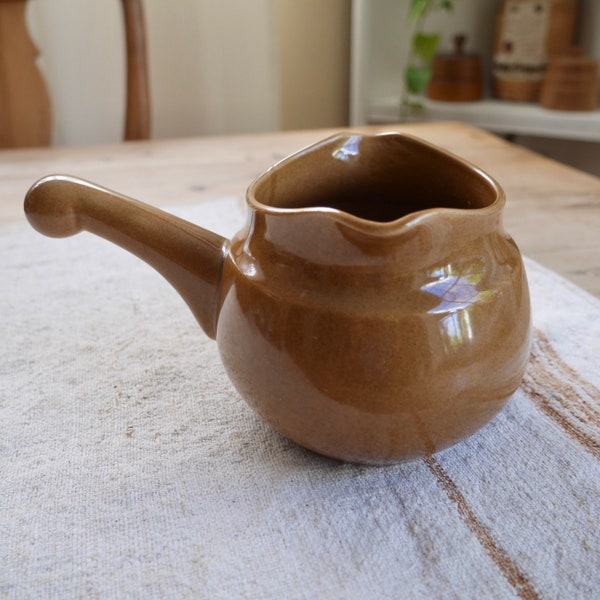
(1, 121, 599, 297)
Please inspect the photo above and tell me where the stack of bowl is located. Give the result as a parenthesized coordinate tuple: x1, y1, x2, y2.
(540, 48, 599, 111)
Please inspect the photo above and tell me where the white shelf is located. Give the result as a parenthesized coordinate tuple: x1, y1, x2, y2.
(369, 98, 600, 142)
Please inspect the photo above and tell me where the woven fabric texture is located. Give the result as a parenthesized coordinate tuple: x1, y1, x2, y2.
(2, 198, 599, 599)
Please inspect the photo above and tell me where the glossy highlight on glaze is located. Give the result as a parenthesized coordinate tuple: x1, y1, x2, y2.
(24, 133, 532, 464)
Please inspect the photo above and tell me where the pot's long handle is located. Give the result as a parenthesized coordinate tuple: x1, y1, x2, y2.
(25, 175, 227, 339)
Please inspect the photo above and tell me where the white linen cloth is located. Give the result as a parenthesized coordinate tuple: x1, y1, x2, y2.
(1, 197, 598, 599)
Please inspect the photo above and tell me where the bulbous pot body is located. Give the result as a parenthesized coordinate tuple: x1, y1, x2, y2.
(216, 134, 531, 463)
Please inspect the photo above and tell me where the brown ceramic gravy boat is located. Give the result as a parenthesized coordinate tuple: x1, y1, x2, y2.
(24, 133, 532, 464)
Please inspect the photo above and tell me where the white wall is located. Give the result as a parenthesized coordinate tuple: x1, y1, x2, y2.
(26, 0, 281, 146)
(274, 0, 350, 130)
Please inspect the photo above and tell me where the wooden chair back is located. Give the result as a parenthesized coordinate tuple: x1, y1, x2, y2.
(0, 0, 150, 148)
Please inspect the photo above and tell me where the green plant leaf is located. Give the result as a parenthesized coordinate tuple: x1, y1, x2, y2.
(413, 33, 440, 63)
(408, 0, 432, 21)
(440, 0, 455, 11)
(405, 66, 432, 94)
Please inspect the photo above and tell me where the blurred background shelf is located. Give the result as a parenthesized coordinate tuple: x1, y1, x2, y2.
(350, 0, 600, 174)
(368, 98, 600, 142)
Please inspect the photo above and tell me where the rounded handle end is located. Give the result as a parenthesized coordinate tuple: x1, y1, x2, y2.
(24, 175, 83, 238)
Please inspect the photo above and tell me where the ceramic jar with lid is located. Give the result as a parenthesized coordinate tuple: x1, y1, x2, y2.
(427, 35, 483, 102)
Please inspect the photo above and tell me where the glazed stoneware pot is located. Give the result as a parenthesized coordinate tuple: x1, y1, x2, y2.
(24, 133, 532, 464)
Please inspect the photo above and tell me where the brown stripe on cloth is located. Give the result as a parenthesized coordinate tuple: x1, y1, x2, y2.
(533, 328, 600, 424)
(424, 456, 540, 600)
(521, 330, 600, 460)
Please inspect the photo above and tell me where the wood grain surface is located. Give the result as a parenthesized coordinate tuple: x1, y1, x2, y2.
(1, 122, 598, 297)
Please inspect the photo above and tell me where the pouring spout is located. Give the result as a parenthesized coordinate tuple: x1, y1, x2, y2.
(24, 175, 227, 339)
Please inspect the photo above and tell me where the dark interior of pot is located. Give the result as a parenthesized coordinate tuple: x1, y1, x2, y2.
(251, 134, 500, 223)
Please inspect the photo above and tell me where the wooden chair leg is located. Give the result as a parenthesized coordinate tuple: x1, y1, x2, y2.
(122, 0, 150, 140)
(0, 0, 51, 148)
